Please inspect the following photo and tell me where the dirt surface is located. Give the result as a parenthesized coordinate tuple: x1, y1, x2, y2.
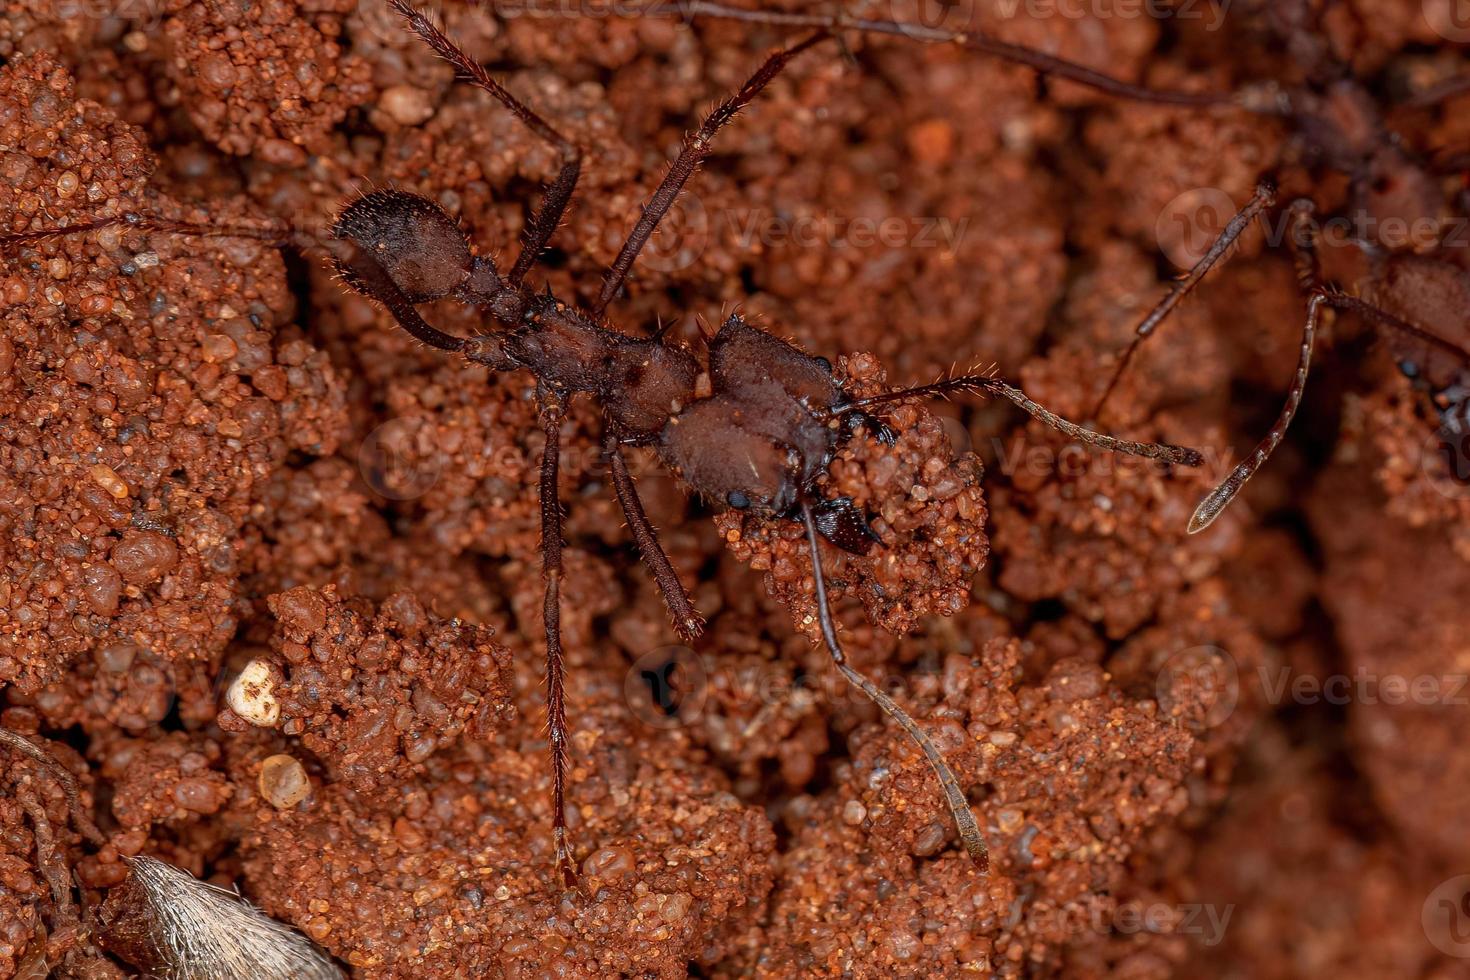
(2, 1, 1470, 977)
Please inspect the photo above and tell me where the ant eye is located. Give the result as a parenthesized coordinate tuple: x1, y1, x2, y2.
(726, 491, 751, 510)
(332, 190, 472, 304)
(813, 356, 832, 374)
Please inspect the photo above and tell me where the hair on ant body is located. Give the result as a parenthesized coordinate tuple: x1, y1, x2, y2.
(2, 1, 1204, 883)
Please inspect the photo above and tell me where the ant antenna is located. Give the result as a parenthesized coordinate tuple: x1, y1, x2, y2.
(797, 503, 990, 872)
(1188, 290, 1322, 533)
(844, 374, 1204, 467)
(1092, 179, 1278, 419)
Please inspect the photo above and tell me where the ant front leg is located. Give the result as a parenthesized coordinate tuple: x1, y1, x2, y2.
(590, 31, 830, 317)
(603, 432, 704, 641)
(391, 0, 581, 286)
(535, 386, 579, 889)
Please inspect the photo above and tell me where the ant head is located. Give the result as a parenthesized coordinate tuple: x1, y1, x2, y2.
(332, 190, 473, 304)
(660, 380, 831, 517)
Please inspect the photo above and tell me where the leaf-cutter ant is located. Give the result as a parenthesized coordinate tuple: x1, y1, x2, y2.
(1, 1, 1205, 883)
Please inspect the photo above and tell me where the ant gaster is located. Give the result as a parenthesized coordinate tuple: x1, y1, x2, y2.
(1, 1, 1205, 883)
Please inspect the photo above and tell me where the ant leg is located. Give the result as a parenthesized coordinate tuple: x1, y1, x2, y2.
(535, 388, 578, 888)
(796, 503, 989, 872)
(1092, 178, 1277, 418)
(589, 31, 830, 317)
(669, 1, 1234, 108)
(603, 433, 705, 642)
(1188, 290, 1324, 533)
(391, 0, 582, 286)
(845, 375, 1204, 466)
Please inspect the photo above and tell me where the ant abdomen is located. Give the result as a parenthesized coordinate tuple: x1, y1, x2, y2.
(332, 189, 473, 304)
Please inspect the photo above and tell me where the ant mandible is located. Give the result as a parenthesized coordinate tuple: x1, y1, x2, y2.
(1, 0, 1205, 884)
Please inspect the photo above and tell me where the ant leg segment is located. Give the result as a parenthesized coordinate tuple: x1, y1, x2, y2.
(589, 31, 830, 318)
(671, 1, 1232, 108)
(1092, 178, 1277, 418)
(797, 504, 989, 872)
(847, 376, 1204, 467)
(1188, 290, 1324, 533)
(535, 388, 578, 889)
(1286, 198, 1322, 292)
(1324, 293, 1470, 371)
(603, 433, 705, 642)
(391, 0, 582, 287)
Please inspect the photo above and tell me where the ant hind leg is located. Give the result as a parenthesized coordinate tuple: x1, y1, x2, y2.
(590, 31, 831, 318)
(534, 388, 579, 889)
